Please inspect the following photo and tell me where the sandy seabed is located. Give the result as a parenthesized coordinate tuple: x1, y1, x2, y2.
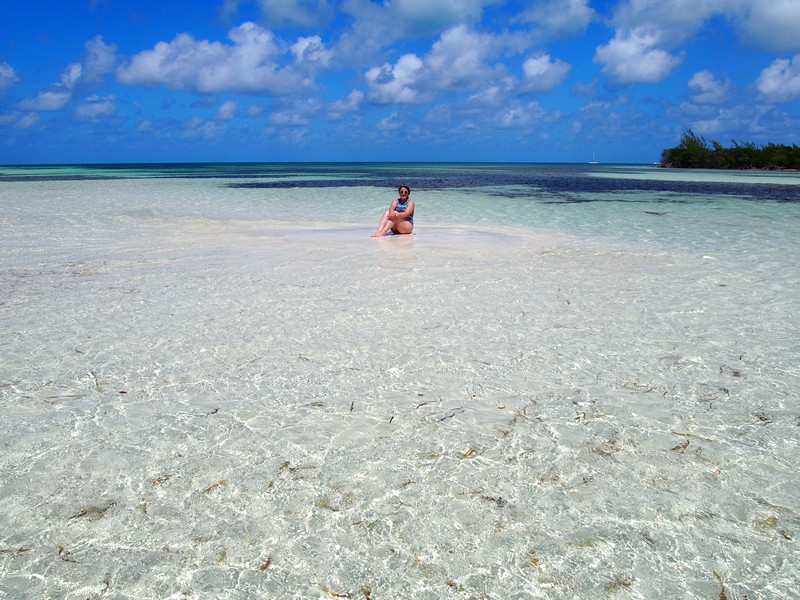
(1, 210, 798, 599)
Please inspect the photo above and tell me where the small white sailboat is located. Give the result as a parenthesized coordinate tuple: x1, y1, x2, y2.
(589, 152, 599, 164)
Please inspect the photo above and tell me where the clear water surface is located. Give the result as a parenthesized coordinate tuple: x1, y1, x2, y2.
(1, 163, 798, 599)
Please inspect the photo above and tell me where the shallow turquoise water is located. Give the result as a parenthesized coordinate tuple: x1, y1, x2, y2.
(1, 164, 798, 599)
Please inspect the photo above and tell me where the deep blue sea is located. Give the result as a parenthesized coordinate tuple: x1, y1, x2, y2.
(4, 161, 800, 200)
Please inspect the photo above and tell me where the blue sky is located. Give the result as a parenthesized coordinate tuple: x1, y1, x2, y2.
(2, 0, 800, 164)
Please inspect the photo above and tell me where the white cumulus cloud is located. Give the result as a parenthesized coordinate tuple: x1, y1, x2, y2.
(329, 89, 364, 119)
(116, 22, 309, 95)
(76, 95, 117, 120)
(337, 0, 496, 64)
(246, 103, 265, 117)
(60, 63, 83, 89)
(494, 101, 546, 129)
(291, 36, 333, 70)
(269, 109, 310, 126)
(756, 54, 800, 103)
(216, 100, 238, 120)
(365, 25, 509, 104)
(269, 98, 321, 126)
(595, 0, 800, 87)
(376, 111, 404, 131)
(366, 54, 428, 104)
(687, 70, 731, 105)
(731, 0, 800, 54)
(593, 0, 722, 84)
(594, 28, 682, 83)
(17, 90, 72, 111)
(465, 85, 506, 109)
(83, 35, 118, 82)
(521, 54, 571, 92)
(425, 25, 504, 89)
(184, 117, 226, 140)
(608, 0, 715, 46)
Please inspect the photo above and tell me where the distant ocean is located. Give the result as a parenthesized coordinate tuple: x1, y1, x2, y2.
(2, 162, 799, 599)
(4, 161, 800, 199)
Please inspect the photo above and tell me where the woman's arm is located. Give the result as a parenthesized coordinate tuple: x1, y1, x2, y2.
(392, 199, 414, 220)
(386, 198, 400, 218)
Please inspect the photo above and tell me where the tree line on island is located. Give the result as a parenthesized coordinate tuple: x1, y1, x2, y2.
(660, 130, 800, 170)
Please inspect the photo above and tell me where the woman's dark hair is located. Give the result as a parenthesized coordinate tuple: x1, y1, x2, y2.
(398, 184, 410, 193)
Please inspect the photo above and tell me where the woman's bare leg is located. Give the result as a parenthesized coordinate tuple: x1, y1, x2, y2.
(371, 210, 389, 236)
(392, 219, 413, 235)
(371, 211, 397, 237)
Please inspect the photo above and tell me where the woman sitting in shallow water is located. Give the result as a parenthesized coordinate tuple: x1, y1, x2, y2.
(371, 185, 414, 237)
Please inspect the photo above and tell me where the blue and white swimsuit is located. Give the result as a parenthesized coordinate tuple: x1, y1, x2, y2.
(395, 199, 414, 224)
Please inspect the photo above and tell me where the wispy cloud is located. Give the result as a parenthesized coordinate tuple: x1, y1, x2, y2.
(18, 63, 81, 111)
(0, 111, 39, 129)
(15, 36, 117, 113)
(328, 89, 364, 120)
(0, 61, 19, 94)
(216, 100, 238, 120)
(229, 0, 336, 28)
(76, 95, 117, 120)
(516, 0, 595, 38)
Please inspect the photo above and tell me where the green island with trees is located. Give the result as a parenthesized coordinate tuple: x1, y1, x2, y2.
(659, 130, 800, 170)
